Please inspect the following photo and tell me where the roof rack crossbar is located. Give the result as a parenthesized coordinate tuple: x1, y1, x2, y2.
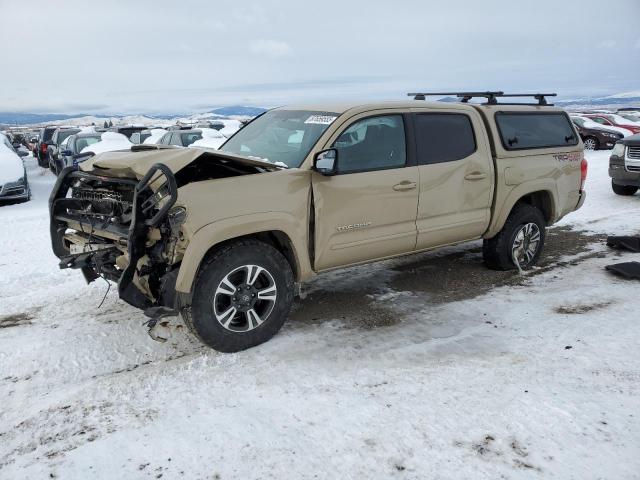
(407, 91, 557, 106)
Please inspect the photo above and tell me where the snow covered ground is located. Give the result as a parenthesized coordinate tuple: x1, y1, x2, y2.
(1, 151, 639, 479)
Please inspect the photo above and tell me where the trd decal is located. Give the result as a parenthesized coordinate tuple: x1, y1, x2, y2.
(554, 152, 582, 163)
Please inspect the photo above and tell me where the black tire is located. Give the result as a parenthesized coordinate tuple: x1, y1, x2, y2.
(184, 239, 295, 352)
(483, 204, 546, 271)
(37, 153, 47, 168)
(611, 181, 638, 196)
(583, 136, 598, 150)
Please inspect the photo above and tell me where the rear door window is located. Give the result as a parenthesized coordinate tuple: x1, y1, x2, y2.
(495, 112, 578, 150)
(414, 113, 476, 164)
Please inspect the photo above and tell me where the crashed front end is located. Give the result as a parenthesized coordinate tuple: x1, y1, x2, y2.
(49, 162, 184, 312)
(49, 146, 281, 322)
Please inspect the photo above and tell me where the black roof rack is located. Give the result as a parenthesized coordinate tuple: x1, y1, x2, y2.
(407, 91, 557, 106)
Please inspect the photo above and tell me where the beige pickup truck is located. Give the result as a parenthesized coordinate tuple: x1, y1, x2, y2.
(50, 92, 587, 352)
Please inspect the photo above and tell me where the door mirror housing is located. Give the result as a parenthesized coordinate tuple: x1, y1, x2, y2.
(62, 149, 73, 156)
(313, 148, 338, 176)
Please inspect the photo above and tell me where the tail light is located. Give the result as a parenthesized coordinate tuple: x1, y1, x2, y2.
(40, 143, 48, 153)
(580, 158, 588, 191)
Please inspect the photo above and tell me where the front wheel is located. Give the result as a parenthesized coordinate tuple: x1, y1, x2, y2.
(184, 239, 294, 352)
(483, 204, 546, 271)
(612, 181, 638, 196)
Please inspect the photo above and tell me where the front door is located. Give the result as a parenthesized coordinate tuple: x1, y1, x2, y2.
(312, 113, 419, 271)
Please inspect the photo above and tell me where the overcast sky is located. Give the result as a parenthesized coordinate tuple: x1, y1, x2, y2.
(1, 0, 639, 114)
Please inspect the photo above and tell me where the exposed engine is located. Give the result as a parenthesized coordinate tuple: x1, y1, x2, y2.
(50, 164, 182, 310)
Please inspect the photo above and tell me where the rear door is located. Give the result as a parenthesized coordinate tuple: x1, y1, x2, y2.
(312, 112, 419, 270)
(412, 108, 494, 250)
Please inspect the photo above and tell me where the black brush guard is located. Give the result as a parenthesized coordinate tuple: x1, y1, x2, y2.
(49, 164, 178, 309)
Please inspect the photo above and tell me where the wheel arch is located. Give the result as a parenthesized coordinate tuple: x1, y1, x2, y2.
(175, 214, 312, 295)
(486, 184, 558, 238)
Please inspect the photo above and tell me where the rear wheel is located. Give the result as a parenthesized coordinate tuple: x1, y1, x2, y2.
(583, 136, 598, 150)
(185, 239, 294, 352)
(612, 181, 638, 196)
(483, 204, 546, 271)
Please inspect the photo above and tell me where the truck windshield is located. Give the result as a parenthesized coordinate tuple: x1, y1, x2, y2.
(220, 110, 339, 168)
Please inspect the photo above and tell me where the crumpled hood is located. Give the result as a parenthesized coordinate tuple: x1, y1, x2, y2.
(79, 146, 282, 179)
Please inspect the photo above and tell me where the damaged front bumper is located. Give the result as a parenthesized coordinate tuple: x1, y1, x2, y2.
(49, 163, 180, 311)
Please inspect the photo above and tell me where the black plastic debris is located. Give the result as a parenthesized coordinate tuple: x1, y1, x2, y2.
(606, 236, 640, 253)
(605, 262, 640, 280)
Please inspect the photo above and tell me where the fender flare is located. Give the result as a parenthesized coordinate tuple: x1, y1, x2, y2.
(486, 181, 559, 238)
(175, 212, 311, 294)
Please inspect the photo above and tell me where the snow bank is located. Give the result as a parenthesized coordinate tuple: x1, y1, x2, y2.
(0, 142, 25, 184)
(142, 129, 167, 145)
(81, 132, 132, 154)
(188, 128, 227, 150)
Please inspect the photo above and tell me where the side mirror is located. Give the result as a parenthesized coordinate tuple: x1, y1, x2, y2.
(313, 148, 338, 176)
(17, 149, 29, 157)
(62, 149, 73, 156)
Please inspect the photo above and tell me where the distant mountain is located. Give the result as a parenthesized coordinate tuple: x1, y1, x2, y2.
(0, 105, 268, 125)
(0, 112, 86, 125)
(208, 106, 267, 116)
(556, 91, 640, 108)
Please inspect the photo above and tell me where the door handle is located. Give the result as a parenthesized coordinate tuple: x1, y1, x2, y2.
(393, 181, 417, 191)
(464, 172, 488, 181)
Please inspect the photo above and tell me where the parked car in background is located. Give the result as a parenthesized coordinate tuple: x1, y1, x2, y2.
(618, 112, 640, 123)
(130, 128, 167, 144)
(195, 121, 225, 130)
(573, 115, 634, 137)
(107, 125, 147, 140)
(58, 132, 103, 169)
(158, 129, 203, 147)
(80, 132, 132, 155)
(36, 126, 57, 167)
(142, 129, 167, 145)
(188, 128, 227, 149)
(48, 127, 81, 173)
(0, 133, 30, 203)
(609, 134, 640, 196)
(583, 114, 640, 135)
(130, 130, 151, 144)
(25, 133, 38, 153)
(571, 116, 623, 150)
(8, 132, 25, 149)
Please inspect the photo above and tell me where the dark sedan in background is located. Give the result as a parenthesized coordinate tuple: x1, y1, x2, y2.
(571, 116, 623, 150)
(47, 127, 80, 173)
(36, 126, 57, 167)
(57, 132, 102, 171)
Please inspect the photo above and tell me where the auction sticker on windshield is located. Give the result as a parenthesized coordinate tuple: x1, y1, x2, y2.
(305, 115, 337, 125)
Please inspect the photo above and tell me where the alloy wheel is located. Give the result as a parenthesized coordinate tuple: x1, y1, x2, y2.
(213, 264, 277, 332)
(511, 222, 541, 267)
(583, 138, 596, 150)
